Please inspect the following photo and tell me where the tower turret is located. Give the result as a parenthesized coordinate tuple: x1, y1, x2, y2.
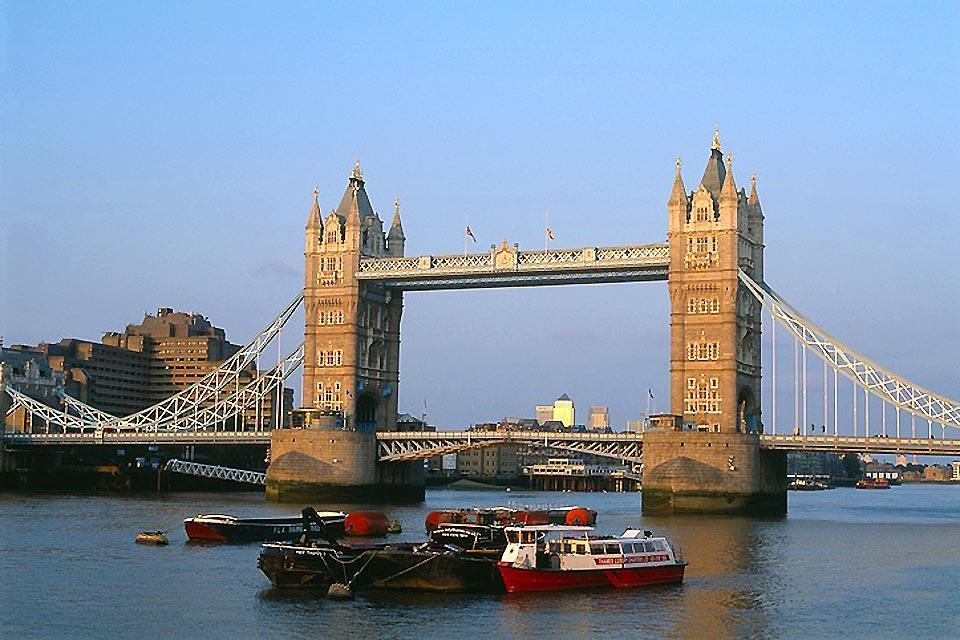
(387, 197, 406, 257)
(667, 156, 689, 233)
(305, 187, 322, 254)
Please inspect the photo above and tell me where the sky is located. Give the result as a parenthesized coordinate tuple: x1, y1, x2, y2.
(1, 1, 958, 431)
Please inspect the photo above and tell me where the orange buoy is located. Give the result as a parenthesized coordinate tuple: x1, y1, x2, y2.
(564, 507, 597, 526)
(343, 511, 390, 536)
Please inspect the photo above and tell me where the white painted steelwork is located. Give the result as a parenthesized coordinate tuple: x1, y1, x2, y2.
(163, 458, 266, 485)
(739, 270, 960, 430)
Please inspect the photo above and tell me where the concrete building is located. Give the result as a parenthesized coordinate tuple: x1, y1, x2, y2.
(587, 405, 609, 431)
(7, 308, 291, 427)
(455, 444, 522, 482)
(552, 394, 575, 427)
(535, 405, 554, 424)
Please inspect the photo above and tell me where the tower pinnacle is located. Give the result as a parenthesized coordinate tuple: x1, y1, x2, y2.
(712, 124, 721, 151)
(306, 186, 321, 229)
(720, 153, 738, 199)
(350, 155, 364, 183)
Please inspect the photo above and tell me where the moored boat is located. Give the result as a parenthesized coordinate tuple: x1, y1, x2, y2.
(259, 521, 508, 593)
(856, 477, 891, 489)
(184, 510, 346, 543)
(496, 525, 686, 593)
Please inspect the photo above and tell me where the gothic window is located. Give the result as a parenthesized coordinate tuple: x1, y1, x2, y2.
(687, 341, 721, 361)
(325, 351, 335, 366)
(337, 311, 344, 324)
(318, 313, 325, 325)
(686, 297, 721, 314)
(327, 311, 335, 324)
(324, 257, 336, 272)
(318, 351, 325, 366)
(326, 230, 338, 244)
(684, 377, 723, 415)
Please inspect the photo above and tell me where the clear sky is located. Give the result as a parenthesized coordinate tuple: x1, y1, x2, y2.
(1, 1, 958, 430)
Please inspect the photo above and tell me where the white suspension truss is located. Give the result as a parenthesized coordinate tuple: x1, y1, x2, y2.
(739, 270, 960, 430)
(163, 458, 266, 485)
(376, 431, 644, 463)
(3, 291, 305, 433)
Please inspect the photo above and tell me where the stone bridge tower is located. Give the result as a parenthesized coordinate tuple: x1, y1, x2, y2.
(667, 129, 764, 434)
(642, 130, 785, 515)
(267, 160, 422, 503)
(299, 159, 404, 432)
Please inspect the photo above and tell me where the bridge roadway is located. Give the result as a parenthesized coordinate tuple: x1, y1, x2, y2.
(5, 430, 960, 458)
(355, 243, 670, 290)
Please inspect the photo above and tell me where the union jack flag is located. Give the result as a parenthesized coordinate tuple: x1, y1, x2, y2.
(466, 226, 477, 242)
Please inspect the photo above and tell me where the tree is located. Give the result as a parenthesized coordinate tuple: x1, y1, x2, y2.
(842, 453, 861, 479)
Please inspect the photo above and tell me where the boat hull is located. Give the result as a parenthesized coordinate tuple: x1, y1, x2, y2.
(259, 543, 503, 593)
(497, 561, 685, 593)
(185, 514, 345, 543)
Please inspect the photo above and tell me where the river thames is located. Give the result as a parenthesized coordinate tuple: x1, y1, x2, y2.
(2, 485, 958, 639)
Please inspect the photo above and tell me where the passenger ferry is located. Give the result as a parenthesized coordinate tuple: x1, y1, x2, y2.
(497, 525, 686, 592)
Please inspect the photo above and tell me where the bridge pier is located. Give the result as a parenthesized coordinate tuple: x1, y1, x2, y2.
(641, 431, 786, 515)
(265, 429, 424, 503)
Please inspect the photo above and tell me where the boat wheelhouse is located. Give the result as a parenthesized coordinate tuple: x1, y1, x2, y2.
(497, 525, 686, 592)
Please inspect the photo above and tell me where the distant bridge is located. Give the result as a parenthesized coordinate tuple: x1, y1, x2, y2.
(5, 429, 960, 459)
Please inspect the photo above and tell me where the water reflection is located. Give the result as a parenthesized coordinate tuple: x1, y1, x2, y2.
(3, 487, 960, 639)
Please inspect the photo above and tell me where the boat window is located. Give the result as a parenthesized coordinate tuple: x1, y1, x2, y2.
(506, 531, 519, 543)
(652, 540, 666, 552)
(629, 543, 642, 554)
(521, 531, 536, 544)
(604, 544, 620, 555)
(642, 542, 655, 552)
(590, 543, 605, 555)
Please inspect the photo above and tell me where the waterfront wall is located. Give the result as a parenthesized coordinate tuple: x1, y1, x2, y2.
(265, 429, 424, 503)
(641, 431, 787, 515)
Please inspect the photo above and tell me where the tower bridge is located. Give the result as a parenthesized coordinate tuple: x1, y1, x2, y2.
(4, 132, 959, 512)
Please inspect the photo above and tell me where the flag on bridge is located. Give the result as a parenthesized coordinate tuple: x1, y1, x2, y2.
(466, 225, 477, 242)
(546, 227, 555, 241)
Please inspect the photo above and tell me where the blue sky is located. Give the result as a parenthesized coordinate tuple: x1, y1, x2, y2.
(1, 1, 958, 430)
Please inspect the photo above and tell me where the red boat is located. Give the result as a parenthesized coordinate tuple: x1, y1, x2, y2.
(424, 506, 592, 532)
(497, 525, 686, 593)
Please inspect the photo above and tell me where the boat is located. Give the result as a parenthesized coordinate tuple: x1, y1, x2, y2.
(496, 525, 686, 593)
(856, 477, 891, 489)
(344, 511, 391, 536)
(545, 506, 598, 526)
(259, 520, 507, 593)
(423, 506, 589, 532)
(135, 531, 169, 545)
(184, 509, 346, 543)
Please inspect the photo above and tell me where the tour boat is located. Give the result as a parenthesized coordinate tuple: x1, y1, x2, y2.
(496, 525, 686, 593)
(184, 510, 346, 543)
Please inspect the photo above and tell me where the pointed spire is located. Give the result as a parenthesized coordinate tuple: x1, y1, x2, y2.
(699, 128, 727, 198)
(389, 196, 405, 238)
(748, 172, 760, 204)
(721, 153, 738, 200)
(712, 124, 721, 151)
(306, 186, 322, 229)
(669, 154, 688, 206)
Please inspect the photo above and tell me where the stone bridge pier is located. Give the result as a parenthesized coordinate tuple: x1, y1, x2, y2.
(265, 429, 424, 503)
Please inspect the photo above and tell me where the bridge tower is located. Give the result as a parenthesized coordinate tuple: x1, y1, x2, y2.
(267, 160, 423, 502)
(642, 129, 786, 515)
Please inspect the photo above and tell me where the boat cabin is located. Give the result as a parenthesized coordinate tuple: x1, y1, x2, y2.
(500, 525, 679, 572)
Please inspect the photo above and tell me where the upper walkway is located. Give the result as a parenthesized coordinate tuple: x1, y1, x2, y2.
(355, 243, 669, 290)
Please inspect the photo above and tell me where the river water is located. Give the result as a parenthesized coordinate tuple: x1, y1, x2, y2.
(1, 485, 959, 639)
